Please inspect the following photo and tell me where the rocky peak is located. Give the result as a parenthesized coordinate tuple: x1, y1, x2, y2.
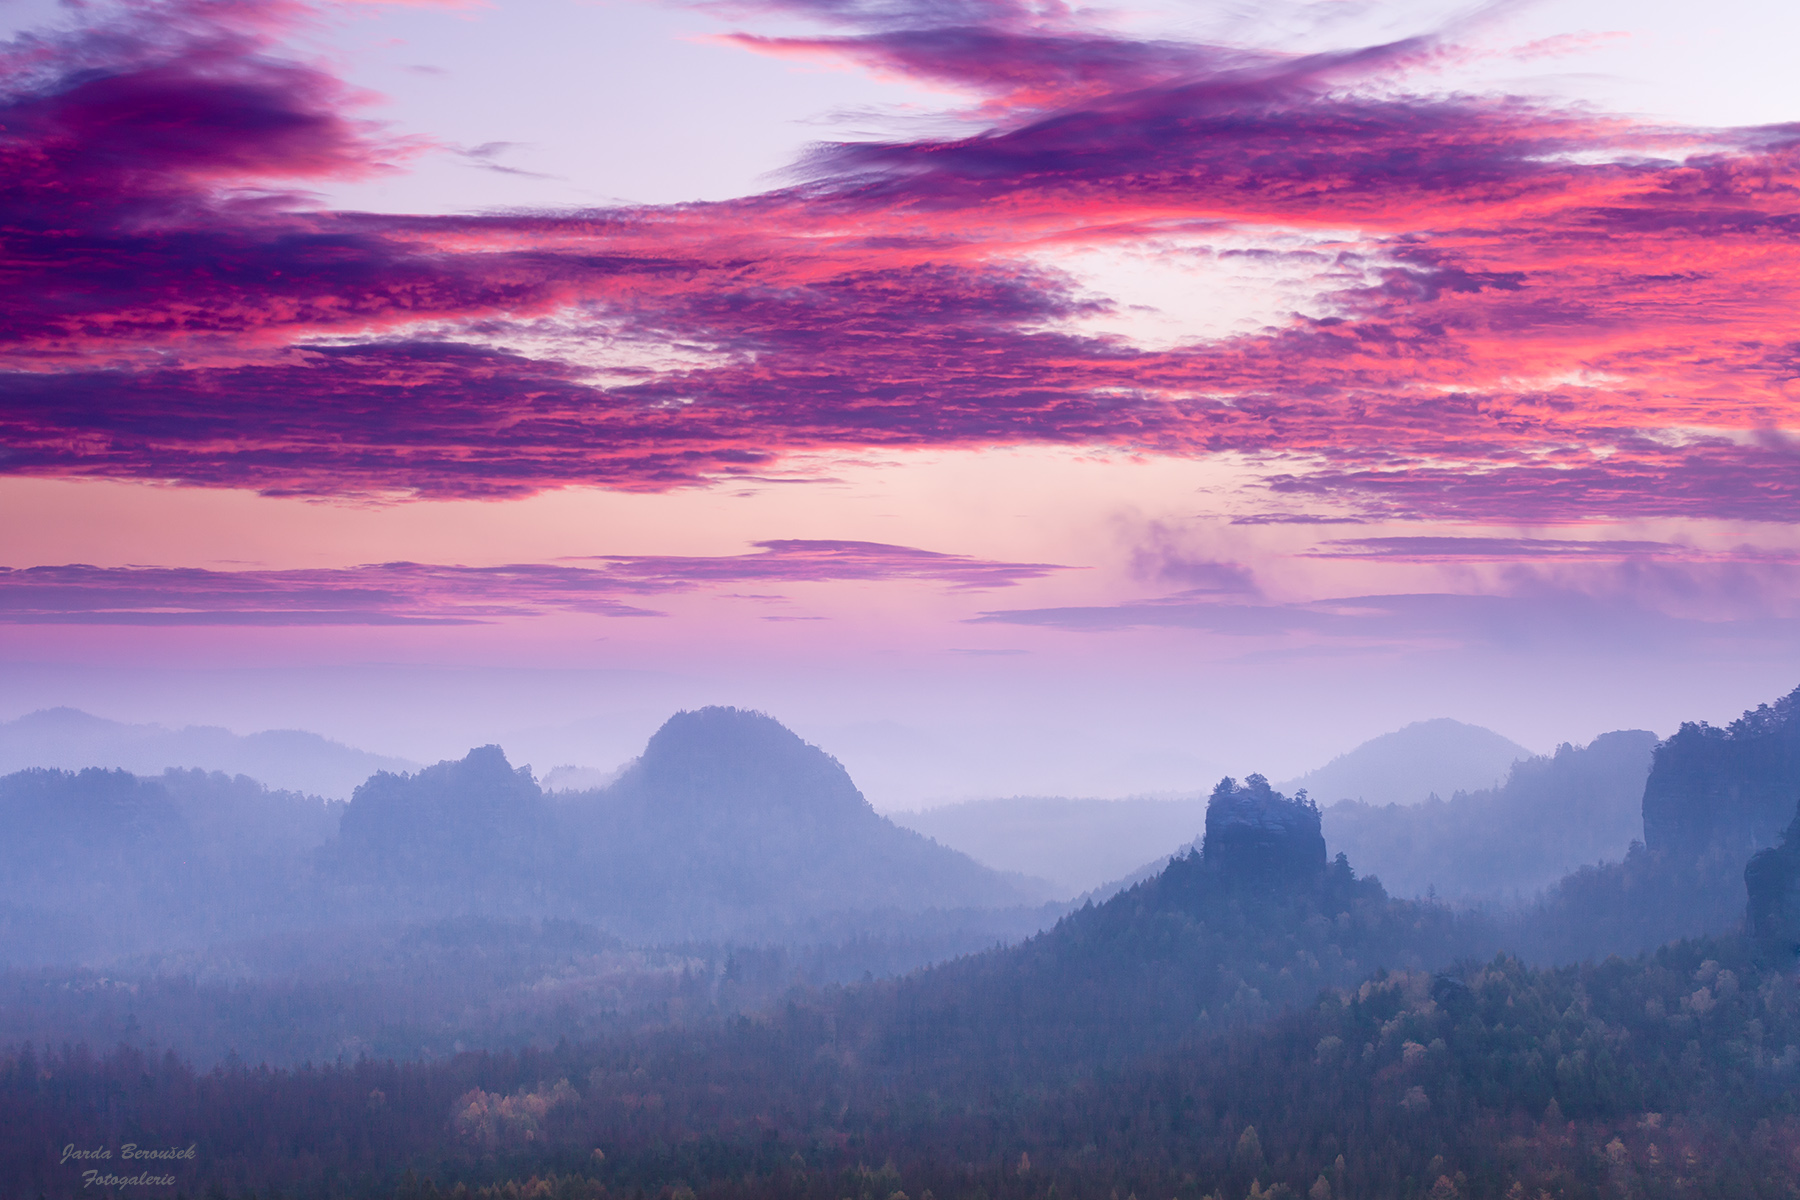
(625, 706, 872, 824)
(1202, 773, 1327, 884)
(335, 744, 545, 868)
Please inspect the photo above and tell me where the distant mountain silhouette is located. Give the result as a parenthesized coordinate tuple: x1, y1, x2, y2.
(326, 745, 561, 917)
(890, 793, 1206, 895)
(1276, 718, 1533, 805)
(326, 707, 1047, 939)
(574, 707, 1050, 934)
(0, 706, 1047, 962)
(1513, 688, 1800, 963)
(0, 766, 338, 962)
(1321, 729, 1656, 900)
(1643, 685, 1800, 863)
(0, 707, 414, 799)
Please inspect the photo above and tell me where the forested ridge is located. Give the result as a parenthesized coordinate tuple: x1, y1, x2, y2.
(9, 932, 1799, 1198)
(1321, 731, 1655, 902)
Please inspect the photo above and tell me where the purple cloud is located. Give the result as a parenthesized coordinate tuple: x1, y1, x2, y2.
(0, 541, 1067, 624)
(1125, 523, 1261, 594)
(1, 0, 1798, 525)
(972, 589, 1800, 654)
(1305, 537, 1685, 561)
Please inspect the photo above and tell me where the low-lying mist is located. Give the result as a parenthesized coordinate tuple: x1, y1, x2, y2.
(0, 686, 1791, 1082)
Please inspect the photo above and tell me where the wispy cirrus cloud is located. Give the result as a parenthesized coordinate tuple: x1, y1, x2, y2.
(0, 541, 1066, 624)
(2, 0, 1799, 522)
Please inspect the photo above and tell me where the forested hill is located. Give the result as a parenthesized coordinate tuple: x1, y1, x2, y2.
(567, 707, 1044, 930)
(13, 732, 1800, 1196)
(1516, 685, 1800, 964)
(0, 707, 1048, 965)
(824, 775, 1494, 1086)
(0, 766, 338, 962)
(1321, 730, 1655, 901)
(10, 934, 1796, 1199)
(9, 826, 1798, 1197)
(1643, 685, 1800, 861)
(327, 707, 1045, 937)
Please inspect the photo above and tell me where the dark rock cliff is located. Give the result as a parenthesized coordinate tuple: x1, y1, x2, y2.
(1201, 773, 1327, 884)
(1517, 687, 1800, 965)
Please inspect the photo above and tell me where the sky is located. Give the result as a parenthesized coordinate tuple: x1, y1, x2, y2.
(3, 0, 1800, 805)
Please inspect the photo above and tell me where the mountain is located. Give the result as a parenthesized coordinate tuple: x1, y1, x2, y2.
(326, 706, 1049, 939)
(18, 727, 1800, 1197)
(326, 744, 562, 919)
(0, 766, 339, 962)
(0, 706, 1046, 964)
(1075, 726, 1605, 907)
(1642, 685, 1800, 862)
(15, 708, 1800, 1197)
(568, 707, 1051, 933)
(1511, 687, 1800, 964)
(1320, 729, 1657, 900)
(0, 707, 414, 799)
(829, 773, 1490, 1083)
(1276, 718, 1533, 805)
(889, 793, 1206, 895)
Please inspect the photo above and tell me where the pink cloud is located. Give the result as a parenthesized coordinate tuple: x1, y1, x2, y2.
(0, 541, 1068, 624)
(581, 539, 1068, 590)
(2, 0, 1799, 523)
